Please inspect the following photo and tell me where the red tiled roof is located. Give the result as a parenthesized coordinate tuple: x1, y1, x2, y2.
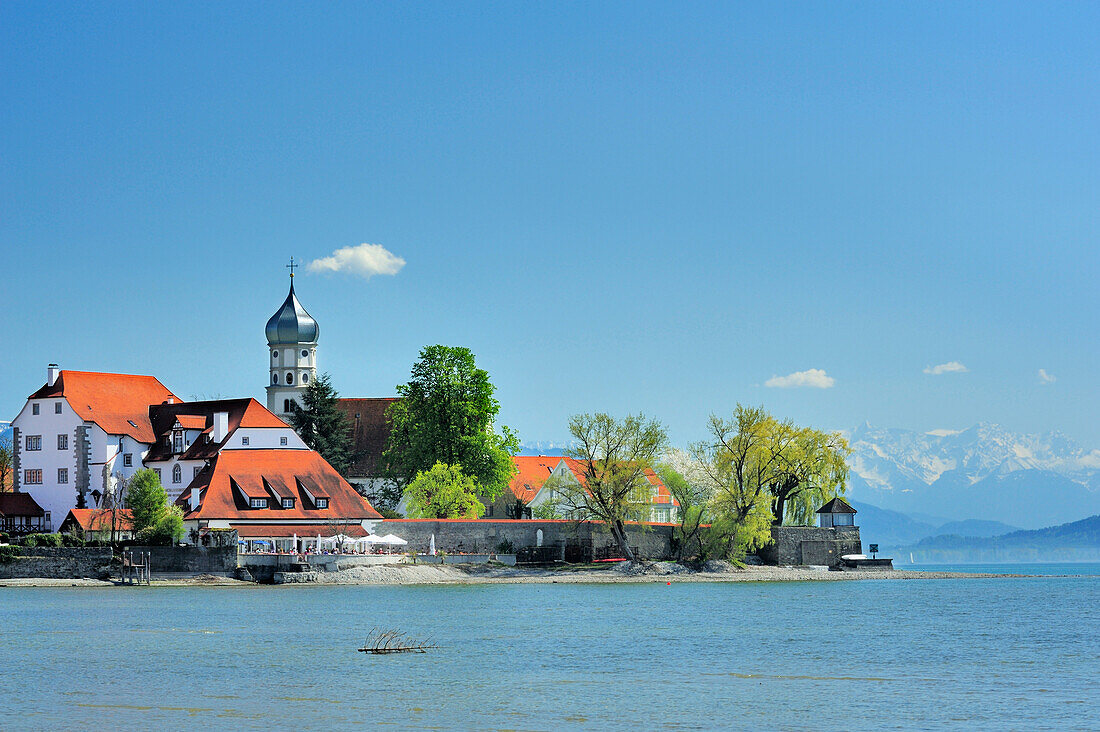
(336, 398, 398, 477)
(177, 449, 382, 522)
(28, 371, 179, 442)
(0, 491, 45, 517)
(508, 456, 563, 503)
(145, 398, 291, 461)
(174, 415, 208, 430)
(61, 508, 134, 532)
(538, 458, 679, 507)
(230, 523, 370, 538)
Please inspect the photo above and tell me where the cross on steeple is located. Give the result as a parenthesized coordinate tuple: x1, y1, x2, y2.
(286, 257, 298, 278)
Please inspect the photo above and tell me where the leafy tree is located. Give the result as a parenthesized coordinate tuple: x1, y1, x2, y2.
(126, 469, 182, 544)
(382, 346, 518, 508)
(556, 413, 668, 562)
(289, 373, 355, 477)
(656, 458, 711, 561)
(0, 434, 11, 492)
(767, 425, 850, 526)
(404, 462, 485, 519)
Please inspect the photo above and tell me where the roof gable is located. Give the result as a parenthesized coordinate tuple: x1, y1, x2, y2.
(817, 496, 856, 514)
(28, 370, 179, 443)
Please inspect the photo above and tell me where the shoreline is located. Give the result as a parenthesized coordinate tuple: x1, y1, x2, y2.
(0, 562, 1072, 588)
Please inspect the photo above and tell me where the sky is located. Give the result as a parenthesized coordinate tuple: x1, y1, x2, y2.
(2, 3, 1098, 448)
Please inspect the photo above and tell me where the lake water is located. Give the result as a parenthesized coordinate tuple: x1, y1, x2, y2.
(2, 568, 1097, 730)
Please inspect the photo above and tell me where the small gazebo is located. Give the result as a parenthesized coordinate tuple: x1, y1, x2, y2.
(816, 497, 857, 528)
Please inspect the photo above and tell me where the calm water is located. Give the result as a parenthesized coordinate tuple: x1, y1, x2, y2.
(2, 571, 1097, 730)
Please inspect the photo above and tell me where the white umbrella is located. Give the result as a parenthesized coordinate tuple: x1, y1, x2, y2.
(429, 533, 436, 555)
(381, 534, 407, 545)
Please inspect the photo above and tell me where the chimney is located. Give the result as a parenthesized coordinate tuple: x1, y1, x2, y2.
(189, 487, 201, 512)
(47, 364, 59, 387)
(165, 397, 175, 405)
(212, 412, 229, 443)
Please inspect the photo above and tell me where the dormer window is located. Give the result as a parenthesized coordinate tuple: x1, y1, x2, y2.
(281, 497, 294, 509)
(250, 497, 268, 509)
(315, 498, 328, 509)
(280, 436, 288, 446)
(172, 431, 184, 453)
(241, 436, 249, 446)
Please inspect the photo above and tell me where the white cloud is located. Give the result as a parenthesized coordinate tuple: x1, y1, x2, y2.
(1038, 368, 1056, 385)
(307, 243, 405, 278)
(923, 361, 968, 375)
(926, 428, 961, 437)
(764, 369, 836, 389)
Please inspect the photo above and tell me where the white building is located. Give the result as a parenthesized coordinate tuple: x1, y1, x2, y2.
(10, 364, 309, 528)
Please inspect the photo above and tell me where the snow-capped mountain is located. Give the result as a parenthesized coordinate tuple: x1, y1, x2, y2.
(845, 423, 1100, 529)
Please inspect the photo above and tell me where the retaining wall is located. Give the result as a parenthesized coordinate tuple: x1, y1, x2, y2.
(375, 519, 675, 561)
(762, 526, 862, 566)
(0, 546, 114, 580)
(125, 545, 237, 575)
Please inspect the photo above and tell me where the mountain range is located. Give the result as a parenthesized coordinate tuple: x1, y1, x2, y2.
(845, 422, 1100, 529)
(895, 514, 1100, 563)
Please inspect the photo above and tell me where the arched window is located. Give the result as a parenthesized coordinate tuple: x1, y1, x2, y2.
(286, 372, 293, 385)
(302, 373, 309, 383)
(172, 464, 182, 484)
(272, 373, 278, 384)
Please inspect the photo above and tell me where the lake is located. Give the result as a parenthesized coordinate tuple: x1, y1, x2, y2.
(2, 568, 1097, 730)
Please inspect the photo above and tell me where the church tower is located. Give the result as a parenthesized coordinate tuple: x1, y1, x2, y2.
(265, 259, 318, 415)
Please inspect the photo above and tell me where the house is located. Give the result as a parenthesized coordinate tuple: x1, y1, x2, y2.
(816, 496, 857, 527)
(175, 448, 383, 551)
(58, 508, 134, 541)
(484, 456, 680, 523)
(0, 491, 50, 535)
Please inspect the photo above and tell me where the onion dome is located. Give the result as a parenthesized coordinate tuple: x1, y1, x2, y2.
(265, 281, 319, 345)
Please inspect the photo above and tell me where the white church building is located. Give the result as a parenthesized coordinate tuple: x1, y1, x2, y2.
(9, 273, 382, 541)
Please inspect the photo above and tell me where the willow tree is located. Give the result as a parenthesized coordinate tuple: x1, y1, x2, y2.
(557, 413, 668, 562)
(767, 425, 851, 526)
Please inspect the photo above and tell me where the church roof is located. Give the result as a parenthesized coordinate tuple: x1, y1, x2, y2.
(336, 398, 398, 478)
(177, 449, 382, 521)
(266, 281, 318, 345)
(27, 370, 179, 443)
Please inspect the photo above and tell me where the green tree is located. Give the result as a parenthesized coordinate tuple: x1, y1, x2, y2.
(126, 469, 183, 544)
(404, 462, 485, 519)
(767, 425, 851, 526)
(656, 457, 712, 561)
(289, 373, 355, 477)
(0, 434, 12, 492)
(556, 413, 669, 562)
(382, 345, 519, 509)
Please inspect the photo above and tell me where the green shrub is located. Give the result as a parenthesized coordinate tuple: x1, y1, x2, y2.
(22, 533, 63, 548)
(60, 533, 86, 547)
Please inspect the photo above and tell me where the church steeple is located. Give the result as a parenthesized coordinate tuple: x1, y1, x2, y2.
(265, 259, 318, 415)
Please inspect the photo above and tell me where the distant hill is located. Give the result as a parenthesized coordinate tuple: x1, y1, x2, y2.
(934, 519, 1020, 538)
(849, 501, 937, 547)
(845, 422, 1100, 528)
(897, 514, 1100, 563)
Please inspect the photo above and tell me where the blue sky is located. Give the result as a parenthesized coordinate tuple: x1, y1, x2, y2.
(2, 3, 1098, 447)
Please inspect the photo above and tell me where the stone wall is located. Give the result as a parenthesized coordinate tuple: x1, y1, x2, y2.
(375, 519, 674, 561)
(124, 545, 237, 575)
(762, 526, 861, 566)
(0, 546, 114, 580)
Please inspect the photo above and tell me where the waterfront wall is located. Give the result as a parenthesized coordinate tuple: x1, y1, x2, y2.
(762, 526, 862, 566)
(0, 546, 114, 580)
(125, 545, 237, 575)
(375, 519, 675, 561)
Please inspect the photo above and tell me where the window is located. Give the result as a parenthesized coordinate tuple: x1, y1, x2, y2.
(24, 469, 42, 485)
(272, 373, 278, 384)
(123, 453, 132, 467)
(57, 468, 68, 484)
(172, 465, 182, 484)
(173, 432, 183, 453)
(26, 435, 42, 451)
(286, 372, 293, 385)
(193, 466, 202, 478)
(54, 402, 63, 414)
(283, 399, 291, 413)
(272, 350, 278, 359)
(280, 436, 288, 446)
(153, 468, 161, 481)
(281, 497, 294, 509)
(241, 436, 249, 446)
(302, 373, 309, 383)
(249, 497, 268, 509)
(32, 403, 40, 415)
(315, 498, 328, 509)
(164, 436, 171, 446)
(57, 434, 68, 450)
